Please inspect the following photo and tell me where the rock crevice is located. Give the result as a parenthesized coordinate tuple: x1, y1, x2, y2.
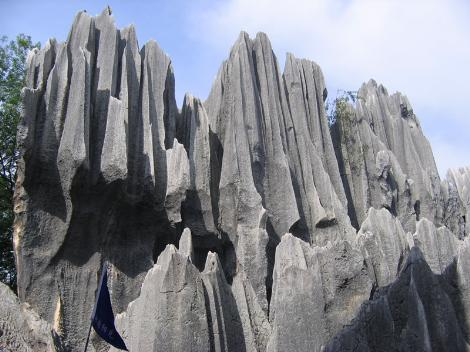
(10, 7, 470, 352)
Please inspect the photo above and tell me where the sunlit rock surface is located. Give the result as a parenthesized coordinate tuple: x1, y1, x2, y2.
(10, 7, 470, 351)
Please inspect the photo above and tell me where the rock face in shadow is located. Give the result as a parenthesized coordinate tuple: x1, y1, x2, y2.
(13, 6, 470, 352)
(324, 247, 470, 352)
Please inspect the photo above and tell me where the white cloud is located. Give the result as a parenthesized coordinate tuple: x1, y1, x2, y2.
(191, 0, 470, 171)
(195, 0, 470, 110)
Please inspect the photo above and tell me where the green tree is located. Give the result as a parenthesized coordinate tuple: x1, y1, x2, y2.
(326, 90, 360, 127)
(0, 34, 40, 292)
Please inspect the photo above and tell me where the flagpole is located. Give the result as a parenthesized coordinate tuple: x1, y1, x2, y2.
(84, 261, 108, 352)
(83, 322, 92, 352)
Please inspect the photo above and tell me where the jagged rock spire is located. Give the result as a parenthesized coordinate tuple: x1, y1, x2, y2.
(10, 6, 470, 352)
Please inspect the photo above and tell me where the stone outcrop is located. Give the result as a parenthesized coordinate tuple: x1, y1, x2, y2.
(441, 166, 470, 239)
(331, 82, 430, 233)
(9, 6, 470, 352)
(412, 218, 460, 274)
(324, 247, 470, 351)
(267, 234, 371, 351)
(0, 282, 62, 351)
(356, 207, 411, 287)
(112, 244, 210, 351)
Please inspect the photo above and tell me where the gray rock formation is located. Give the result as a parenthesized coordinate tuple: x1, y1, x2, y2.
(441, 166, 470, 239)
(112, 244, 210, 351)
(267, 234, 371, 351)
(412, 218, 460, 274)
(281, 53, 354, 246)
(356, 207, 411, 287)
(0, 282, 61, 351)
(9, 6, 470, 352)
(331, 81, 431, 232)
(324, 247, 470, 352)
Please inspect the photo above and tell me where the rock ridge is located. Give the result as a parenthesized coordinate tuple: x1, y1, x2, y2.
(9, 7, 470, 352)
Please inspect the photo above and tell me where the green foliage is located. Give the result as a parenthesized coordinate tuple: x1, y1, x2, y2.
(0, 34, 40, 292)
(326, 90, 359, 127)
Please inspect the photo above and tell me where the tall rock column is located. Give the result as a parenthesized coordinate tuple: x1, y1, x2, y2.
(14, 8, 181, 351)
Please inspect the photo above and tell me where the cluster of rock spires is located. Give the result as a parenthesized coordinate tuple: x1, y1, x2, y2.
(2, 7, 470, 352)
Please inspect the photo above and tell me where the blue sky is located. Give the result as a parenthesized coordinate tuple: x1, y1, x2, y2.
(2, 0, 469, 177)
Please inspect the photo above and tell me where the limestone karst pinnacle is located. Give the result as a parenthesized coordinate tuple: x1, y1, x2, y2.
(2, 6, 470, 352)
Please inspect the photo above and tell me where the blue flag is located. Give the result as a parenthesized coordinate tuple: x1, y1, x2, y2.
(91, 264, 128, 351)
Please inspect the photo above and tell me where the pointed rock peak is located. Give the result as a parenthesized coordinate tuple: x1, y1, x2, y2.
(367, 206, 388, 219)
(259, 207, 268, 229)
(122, 23, 135, 32)
(378, 84, 389, 96)
(44, 38, 57, 51)
(226, 30, 275, 62)
(276, 233, 308, 270)
(360, 79, 393, 99)
(254, 31, 272, 48)
(179, 228, 194, 261)
(183, 92, 194, 101)
(358, 79, 377, 96)
(415, 217, 435, 234)
(171, 137, 182, 150)
(406, 246, 427, 267)
(236, 30, 251, 45)
(181, 93, 209, 125)
(121, 24, 138, 43)
(366, 78, 378, 88)
(95, 6, 116, 31)
(182, 92, 197, 109)
(203, 251, 223, 274)
(283, 51, 323, 82)
(144, 38, 158, 49)
(73, 9, 90, 21)
(284, 52, 300, 76)
(26, 47, 39, 64)
(284, 52, 296, 67)
(141, 39, 171, 63)
(359, 207, 406, 236)
(156, 244, 178, 268)
(280, 232, 297, 243)
(228, 31, 253, 58)
(101, 5, 112, 16)
(69, 9, 93, 29)
(253, 31, 276, 59)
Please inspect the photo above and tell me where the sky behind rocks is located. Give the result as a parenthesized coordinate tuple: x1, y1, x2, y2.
(2, 0, 469, 176)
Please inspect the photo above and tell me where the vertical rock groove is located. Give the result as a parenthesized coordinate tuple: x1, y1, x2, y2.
(6, 7, 470, 352)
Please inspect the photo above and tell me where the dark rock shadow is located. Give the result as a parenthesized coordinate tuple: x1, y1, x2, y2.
(324, 248, 469, 351)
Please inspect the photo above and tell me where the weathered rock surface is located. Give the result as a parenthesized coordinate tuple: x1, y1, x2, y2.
(441, 166, 470, 239)
(412, 218, 461, 274)
(201, 252, 245, 351)
(0, 282, 62, 351)
(331, 83, 425, 233)
(268, 234, 371, 352)
(12, 6, 470, 352)
(354, 81, 442, 229)
(356, 207, 411, 287)
(325, 247, 470, 352)
(281, 54, 354, 246)
(112, 244, 210, 351)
